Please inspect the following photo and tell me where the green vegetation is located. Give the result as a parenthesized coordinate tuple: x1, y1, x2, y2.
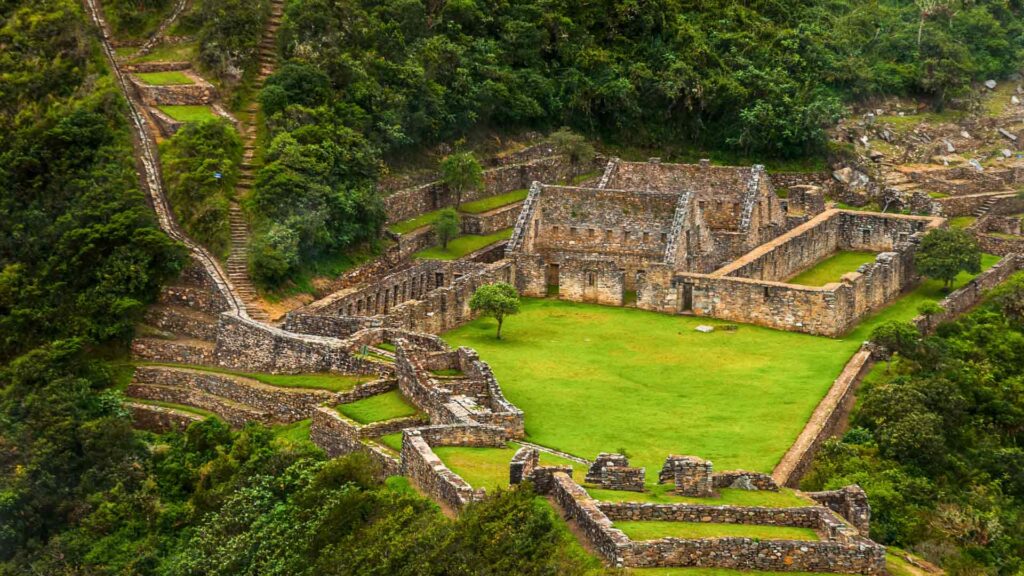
(137, 362, 373, 392)
(377, 432, 403, 452)
(915, 228, 982, 288)
(388, 208, 446, 234)
(440, 152, 484, 208)
(459, 189, 530, 214)
(135, 71, 195, 86)
(430, 369, 463, 377)
(628, 570, 832, 576)
(180, 0, 271, 85)
(469, 282, 521, 339)
(272, 418, 315, 449)
(804, 275, 1024, 573)
(432, 208, 461, 249)
(948, 216, 977, 229)
(102, 0, 172, 39)
(129, 41, 197, 64)
(337, 390, 421, 424)
(586, 485, 811, 508)
(446, 259, 998, 480)
(434, 443, 585, 490)
(414, 228, 513, 260)
(787, 251, 879, 286)
(375, 342, 397, 353)
(614, 521, 819, 542)
(160, 119, 241, 258)
(158, 105, 220, 123)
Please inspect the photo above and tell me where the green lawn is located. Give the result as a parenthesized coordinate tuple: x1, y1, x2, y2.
(445, 255, 999, 479)
(158, 105, 219, 123)
(433, 443, 585, 490)
(459, 189, 529, 214)
(337, 390, 421, 424)
(137, 362, 372, 392)
(414, 228, 513, 260)
(388, 209, 446, 234)
(272, 419, 315, 450)
(135, 71, 194, 85)
(615, 520, 819, 542)
(586, 484, 811, 508)
(787, 251, 878, 286)
(949, 216, 977, 229)
(377, 432, 404, 452)
(130, 42, 197, 63)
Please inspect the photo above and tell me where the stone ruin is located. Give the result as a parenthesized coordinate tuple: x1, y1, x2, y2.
(584, 453, 645, 492)
(659, 455, 780, 497)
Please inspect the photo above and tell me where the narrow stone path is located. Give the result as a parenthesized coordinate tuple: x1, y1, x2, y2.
(225, 0, 284, 322)
(82, 0, 247, 318)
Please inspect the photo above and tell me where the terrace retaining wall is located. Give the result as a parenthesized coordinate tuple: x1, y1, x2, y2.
(127, 401, 204, 433)
(309, 407, 401, 478)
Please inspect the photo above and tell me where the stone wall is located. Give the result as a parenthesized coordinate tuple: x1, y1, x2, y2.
(127, 401, 204, 433)
(132, 365, 336, 422)
(130, 71, 215, 106)
(460, 201, 524, 235)
(585, 453, 645, 492)
(309, 407, 401, 478)
(212, 313, 391, 376)
(911, 254, 1023, 333)
(510, 446, 539, 485)
(712, 471, 779, 491)
(383, 155, 578, 223)
(809, 486, 871, 535)
(400, 428, 486, 512)
(131, 337, 215, 365)
(548, 471, 631, 565)
(976, 233, 1024, 257)
(936, 191, 1015, 217)
(144, 305, 218, 341)
(558, 258, 626, 305)
(126, 382, 270, 428)
(659, 456, 715, 497)
(598, 502, 825, 528)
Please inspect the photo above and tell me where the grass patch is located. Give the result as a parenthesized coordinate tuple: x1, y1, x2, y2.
(459, 189, 530, 214)
(337, 390, 421, 424)
(434, 443, 585, 490)
(130, 42, 197, 64)
(137, 362, 371, 392)
(272, 419, 315, 450)
(375, 342, 397, 352)
(135, 71, 194, 86)
(388, 209, 446, 234)
(384, 475, 418, 496)
(787, 251, 878, 286)
(615, 520, 819, 542)
(877, 110, 965, 133)
(414, 228, 513, 260)
(430, 368, 463, 377)
(568, 171, 602, 185)
(949, 216, 977, 229)
(586, 484, 811, 508)
(134, 399, 217, 419)
(158, 105, 219, 123)
(927, 191, 949, 199)
(378, 432, 404, 452)
(262, 243, 384, 302)
(445, 257, 996, 479)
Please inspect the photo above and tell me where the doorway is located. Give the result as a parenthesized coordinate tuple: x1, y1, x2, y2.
(546, 263, 560, 297)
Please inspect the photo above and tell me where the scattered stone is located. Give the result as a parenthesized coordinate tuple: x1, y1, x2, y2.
(970, 159, 985, 172)
(695, 325, 714, 333)
(999, 128, 1018, 142)
(1003, 149, 1014, 158)
(961, 130, 972, 139)
(859, 134, 869, 147)
(1013, 95, 1021, 106)
(985, 79, 998, 90)
(943, 140, 955, 153)
(869, 150, 885, 162)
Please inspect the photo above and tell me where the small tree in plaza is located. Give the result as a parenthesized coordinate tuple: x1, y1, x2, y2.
(549, 127, 595, 182)
(432, 208, 460, 249)
(915, 228, 981, 290)
(469, 282, 520, 339)
(440, 151, 483, 208)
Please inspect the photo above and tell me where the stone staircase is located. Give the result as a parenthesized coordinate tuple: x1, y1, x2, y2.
(224, 0, 284, 322)
(974, 197, 999, 217)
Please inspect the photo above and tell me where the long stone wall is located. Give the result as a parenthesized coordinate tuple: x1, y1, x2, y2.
(126, 382, 271, 428)
(127, 401, 204, 433)
(400, 428, 486, 512)
(310, 407, 401, 478)
(597, 502, 825, 529)
(912, 254, 1023, 333)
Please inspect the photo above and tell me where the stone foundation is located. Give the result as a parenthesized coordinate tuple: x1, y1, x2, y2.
(808, 486, 871, 535)
(659, 456, 715, 497)
(585, 453, 645, 492)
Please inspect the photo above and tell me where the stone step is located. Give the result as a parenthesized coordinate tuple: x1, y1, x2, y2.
(131, 337, 216, 365)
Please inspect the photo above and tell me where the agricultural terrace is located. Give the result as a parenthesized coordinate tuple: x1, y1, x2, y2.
(444, 255, 999, 482)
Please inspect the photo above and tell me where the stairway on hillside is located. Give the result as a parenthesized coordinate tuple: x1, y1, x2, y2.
(974, 197, 999, 217)
(226, 0, 284, 322)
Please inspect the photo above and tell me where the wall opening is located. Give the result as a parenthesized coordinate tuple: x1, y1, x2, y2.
(546, 263, 560, 297)
(680, 283, 693, 313)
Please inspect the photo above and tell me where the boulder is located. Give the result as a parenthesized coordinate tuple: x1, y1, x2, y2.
(985, 79, 998, 90)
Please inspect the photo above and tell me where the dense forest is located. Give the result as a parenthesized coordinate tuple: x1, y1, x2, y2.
(0, 1, 599, 574)
(804, 276, 1024, 574)
(247, 0, 1024, 278)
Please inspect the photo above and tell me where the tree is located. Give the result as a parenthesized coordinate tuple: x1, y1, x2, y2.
(432, 208, 460, 249)
(990, 272, 1024, 325)
(440, 152, 483, 208)
(917, 301, 945, 331)
(870, 320, 921, 366)
(549, 128, 595, 182)
(915, 228, 981, 289)
(469, 283, 520, 339)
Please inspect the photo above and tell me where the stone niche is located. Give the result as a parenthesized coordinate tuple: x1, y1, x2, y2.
(585, 453, 645, 492)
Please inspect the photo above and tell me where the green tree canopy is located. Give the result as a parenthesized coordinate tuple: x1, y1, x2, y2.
(469, 282, 520, 339)
(915, 228, 982, 289)
(440, 152, 483, 208)
(432, 208, 460, 249)
(549, 128, 595, 180)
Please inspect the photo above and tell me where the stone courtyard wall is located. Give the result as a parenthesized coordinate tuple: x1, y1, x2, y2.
(558, 258, 626, 305)
(400, 428, 488, 512)
(597, 502, 825, 529)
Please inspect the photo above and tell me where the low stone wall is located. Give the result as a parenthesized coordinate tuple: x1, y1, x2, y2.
(132, 366, 336, 422)
(586, 453, 645, 492)
(809, 486, 871, 535)
(621, 536, 885, 573)
(144, 305, 219, 341)
(280, 312, 377, 339)
(127, 401, 203, 432)
(411, 423, 509, 448)
(212, 313, 391, 376)
(383, 155, 576, 223)
(123, 61, 192, 73)
(126, 383, 270, 428)
(461, 202, 524, 235)
(597, 502, 823, 528)
(772, 346, 873, 487)
(309, 407, 401, 478)
(975, 233, 1024, 257)
(131, 337, 215, 365)
(159, 284, 230, 316)
(150, 106, 183, 137)
(336, 378, 397, 404)
(548, 471, 630, 565)
(510, 445, 539, 485)
(712, 471, 779, 491)
(911, 254, 1023, 333)
(130, 71, 215, 106)
(401, 428, 485, 512)
(936, 191, 1015, 217)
